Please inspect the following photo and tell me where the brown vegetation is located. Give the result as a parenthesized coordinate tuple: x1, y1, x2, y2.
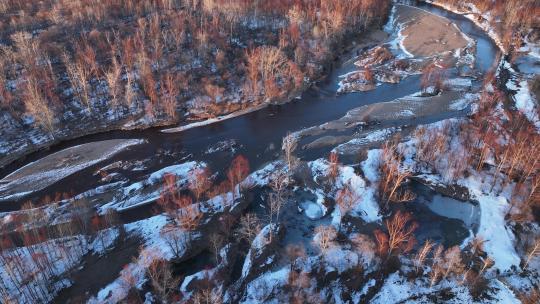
(379, 140, 416, 210)
(374, 210, 418, 258)
(327, 152, 340, 183)
(0, 0, 390, 135)
(227, 155, 250, 199)
(420, 63, 447, 94)
(335, 183, 358, 232)
(146, 256, 180, 302)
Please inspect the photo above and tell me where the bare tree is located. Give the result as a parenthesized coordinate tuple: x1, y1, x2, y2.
(286, 244, 307, 269)
(192, 288, 222, 304)
(267, 171, 289, 230)
(227, 155, 250, 199)
(209, 233, 224, 264)
(160, 73, 180, 119)
(146, 257, 179, 302)
(414, 240, 434, 273)
(379, 141, 416, 210)
(245, 46, 288, 100)
(350, 234, 376, 265)
(335, 183, 358, 233)
(104, 57, 122, 109)
(119, 262, 142, 303)
(421, 62, 447, 94)
(236, 213, 261, 244)
(282, 132, 298, 171)
(188, 167, 212, 202)
(125, 72, 136, 107)
(160, 225, 190, 259)
(23, 76, 55, 134)
(64, 52, 92, 110)
(386, 210, 418, 256)
(176, 205, 203, 231)
(327, 152, 340, 182)
(524, 238, 540, 269)
(313, 225, 337, 254)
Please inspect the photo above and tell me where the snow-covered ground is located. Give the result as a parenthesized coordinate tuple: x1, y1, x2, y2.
(99, 161, 204, 212)
(508, 79, 540, 132)
(0, 229, 120, 303)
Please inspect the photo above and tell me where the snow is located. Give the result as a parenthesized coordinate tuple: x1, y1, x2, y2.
(160, 103, 267, 134)
(180, 269, 216, 295)
(449, 93, 478, 111)
(490, 279, 521, 304)
(397, 28, 414, 59)
(334, 127, 399, 154)
(125, 215, 176, 258)
(148, 161, 201, 182)
(424, 0, 506, 53)
(300, 197, 326, 220)
(386, 21, 413, 59)
(458, 174, 520, 272)
(91, 188, 244, 303)
(90, 228, 120, 256)
(99, 161, 203, 211)
(241, 267, 290, 304)
(408, 118, 521, 271)
(401, 115, 522, 274)
(308, 157, 381, 224)
(0, 236, 89, 303)
(383, 5, 397, 34)
(323, 248, 359, 274)
(512, 80, 540, 131)
(371, 271, 475, 304)
(361, 149, 382, 184)
(338, 165, 381, 223)
(205, 139, 240, 155)
(0, 139, 145, 200)
(248, 161, 282, 186)
(352, 278, 376, 302)
(384, 5, 413, 59)
(241, 224, 276, 279)
(444, 78, 473, 91)
(89, 215, 177, 304)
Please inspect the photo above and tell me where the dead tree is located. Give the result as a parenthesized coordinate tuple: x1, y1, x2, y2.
(335, 183, 358, 233)
(227, 155, 250, 199)
(188, 167, 212, 202)
(145, 257, 179, 302)
(236, 213, 261, 244)
(379, 141, 416, 210)
(282, 132, 298, 172)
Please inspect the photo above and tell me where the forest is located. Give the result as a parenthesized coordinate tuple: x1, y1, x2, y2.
(0, 0, 539, 303)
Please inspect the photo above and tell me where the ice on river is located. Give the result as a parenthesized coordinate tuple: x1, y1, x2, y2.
(0, 139, 145, 201)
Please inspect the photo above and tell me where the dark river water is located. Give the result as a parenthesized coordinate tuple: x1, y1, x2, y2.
(0, 3, 499, 211)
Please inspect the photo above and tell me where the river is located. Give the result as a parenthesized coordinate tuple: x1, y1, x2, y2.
(0, 3, 500, 215)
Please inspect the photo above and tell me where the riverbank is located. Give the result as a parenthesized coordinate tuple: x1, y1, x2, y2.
(0, 16, 390, 172)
